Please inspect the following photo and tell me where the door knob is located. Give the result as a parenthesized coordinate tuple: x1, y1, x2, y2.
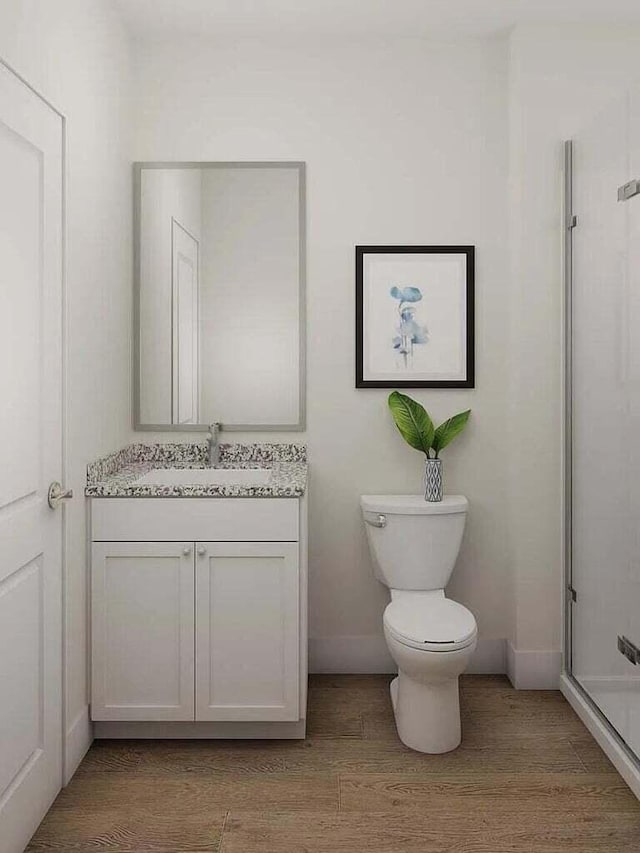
(182, 547, 191, 556)
(48, 481, 74, 509)
(197, 546, 207, 556)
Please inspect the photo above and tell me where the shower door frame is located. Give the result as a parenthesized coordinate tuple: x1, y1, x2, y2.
(563, 139, 574, 679)
(561, 139, 640, 795)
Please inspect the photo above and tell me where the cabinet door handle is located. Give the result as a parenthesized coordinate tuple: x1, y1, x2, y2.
(182, 547, 191, 556)
(197, 546, 207, 556)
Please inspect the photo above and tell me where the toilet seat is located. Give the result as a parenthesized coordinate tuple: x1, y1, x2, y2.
(384, 597, 477, 652)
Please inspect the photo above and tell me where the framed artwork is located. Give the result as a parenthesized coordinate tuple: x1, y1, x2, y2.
(355, 245, 474, 388)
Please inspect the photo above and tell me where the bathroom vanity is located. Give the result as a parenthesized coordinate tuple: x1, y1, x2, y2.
(86, 442, 307, 739)
(85, 159, 309, 740)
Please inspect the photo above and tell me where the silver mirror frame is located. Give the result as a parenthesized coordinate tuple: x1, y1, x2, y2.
(133, 161, 306, 432)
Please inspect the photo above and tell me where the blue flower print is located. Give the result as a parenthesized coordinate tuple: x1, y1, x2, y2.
(390, 286, 428, 366)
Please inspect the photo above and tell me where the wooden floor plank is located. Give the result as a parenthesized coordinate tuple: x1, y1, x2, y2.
(569, 735, 619, 773)
(52, 771, 339, 814)
(285, 733, 587, 773)
(26, 675, 640, 853)
(339, 772, 639, 813)
(220, 809, 640, 853)
(27, 806, 227, 852)
(306, 686, 365, 738)
(77, 740, 287, 776)
(460, 687, 587, 736)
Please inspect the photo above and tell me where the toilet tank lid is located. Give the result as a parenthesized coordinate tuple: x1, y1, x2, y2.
(360, 495, 468, 515)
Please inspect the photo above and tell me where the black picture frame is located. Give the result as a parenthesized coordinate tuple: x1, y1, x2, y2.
(355, 245, 475, 389)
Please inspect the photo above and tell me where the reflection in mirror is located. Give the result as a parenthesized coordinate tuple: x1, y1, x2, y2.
(135, 162, 305, 430)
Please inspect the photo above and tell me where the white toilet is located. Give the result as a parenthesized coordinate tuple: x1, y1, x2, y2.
(361, 494, 477, 754)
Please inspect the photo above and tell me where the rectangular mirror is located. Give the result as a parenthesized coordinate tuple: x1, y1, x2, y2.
(134, 161, 305, 431)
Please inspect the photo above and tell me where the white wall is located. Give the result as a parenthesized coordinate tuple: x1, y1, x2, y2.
(139, 168, 201, 423)
(507, 24, 640, 687)
(0, 0, 133, 776)
(4, 9, 635, 719)
(133, 37, 511, 672)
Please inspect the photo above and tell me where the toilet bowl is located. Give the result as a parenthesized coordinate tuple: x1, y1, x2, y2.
(360, 494, 476, 753)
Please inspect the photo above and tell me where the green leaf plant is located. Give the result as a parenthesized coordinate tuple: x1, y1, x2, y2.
(388, 391, 470, 459)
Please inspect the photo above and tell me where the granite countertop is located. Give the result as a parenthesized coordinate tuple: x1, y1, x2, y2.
(85, 442, 307, 498)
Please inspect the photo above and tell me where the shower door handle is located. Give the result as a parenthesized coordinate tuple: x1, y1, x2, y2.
(618, 635, 640, 665)
(618, 179, 640, 201)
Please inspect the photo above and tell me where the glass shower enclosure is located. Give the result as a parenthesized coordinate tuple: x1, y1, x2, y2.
(566, 91, 640, 763)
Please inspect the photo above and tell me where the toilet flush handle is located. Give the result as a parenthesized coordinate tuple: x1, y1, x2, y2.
(365, 513, 387, 529)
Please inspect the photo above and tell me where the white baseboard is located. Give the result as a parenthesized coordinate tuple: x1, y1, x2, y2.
(64, 705, 92, 785)
(506, 641, 561, 689)
(309, 635, 507, 675)
(309, 635, 395, 673)
(560, 673, 640, 801)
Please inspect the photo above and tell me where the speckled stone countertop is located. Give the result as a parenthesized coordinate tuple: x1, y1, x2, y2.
(86, 443, 307, 498)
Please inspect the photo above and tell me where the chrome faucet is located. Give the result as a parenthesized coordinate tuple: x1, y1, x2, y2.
(207, 422, 222, 467)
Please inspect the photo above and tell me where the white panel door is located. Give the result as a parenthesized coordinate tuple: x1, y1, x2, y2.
(0, 64, 64, 853)
(171, 218, 199, 425)
(91, 542, 195, 721)
(195, 542, 299, 721)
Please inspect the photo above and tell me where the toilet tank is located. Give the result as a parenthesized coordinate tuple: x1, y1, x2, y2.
(360, 495, 468, 591)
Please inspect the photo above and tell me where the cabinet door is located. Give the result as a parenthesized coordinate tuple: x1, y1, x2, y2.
(91, 542, 195, 721)
(196, 542, 299, 721)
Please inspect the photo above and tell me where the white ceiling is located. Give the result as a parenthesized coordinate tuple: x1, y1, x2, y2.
(115, 0, 640, 40)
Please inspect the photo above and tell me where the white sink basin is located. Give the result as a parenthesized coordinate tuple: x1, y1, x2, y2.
(134, 467, 272, 487)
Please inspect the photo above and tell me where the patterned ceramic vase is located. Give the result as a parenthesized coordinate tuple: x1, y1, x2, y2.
(424, 458, 443, 502)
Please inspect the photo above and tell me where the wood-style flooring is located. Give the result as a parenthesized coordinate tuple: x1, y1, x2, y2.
(27, 675, 640, 852)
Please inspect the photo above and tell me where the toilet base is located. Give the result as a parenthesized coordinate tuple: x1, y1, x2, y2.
(390, 673, 461, 754)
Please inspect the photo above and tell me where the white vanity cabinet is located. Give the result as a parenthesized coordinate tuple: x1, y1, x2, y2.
(195, 541, 299, 721)
(90, 497, 307, 738)
(91, 541, 195, 721)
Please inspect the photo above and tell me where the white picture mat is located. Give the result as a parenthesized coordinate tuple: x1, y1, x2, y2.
(363, 253, 467, 381)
